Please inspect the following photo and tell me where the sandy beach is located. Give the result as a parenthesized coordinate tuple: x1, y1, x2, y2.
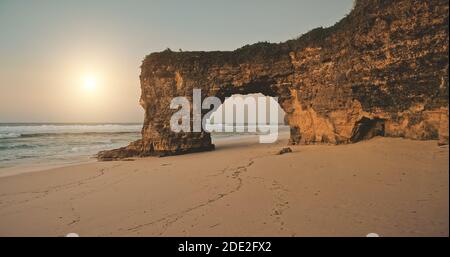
(0, 132, 447, 237)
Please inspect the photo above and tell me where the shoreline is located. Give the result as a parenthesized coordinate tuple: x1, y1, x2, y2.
(0, 158, 97, 178)
(0, 134, 448, 236)
(0, 128, 291, 178)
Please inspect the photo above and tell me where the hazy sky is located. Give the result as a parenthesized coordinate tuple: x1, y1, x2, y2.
(0, 0, 353, 123)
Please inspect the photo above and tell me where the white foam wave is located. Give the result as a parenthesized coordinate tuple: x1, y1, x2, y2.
(0, 124, 141, 136)
(0, 133, 21, 139)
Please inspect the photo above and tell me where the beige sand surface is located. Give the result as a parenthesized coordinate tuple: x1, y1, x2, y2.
(0, 133, 448, 236)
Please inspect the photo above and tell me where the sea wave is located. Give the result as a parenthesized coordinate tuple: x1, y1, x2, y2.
(0, 144, 37, 150)
(0, 133, 21, 139)
(0, 123, 142, 140)
(0, 123, 142, 135)
(0, 131, 140, 140)
(21, 131, 139, 138)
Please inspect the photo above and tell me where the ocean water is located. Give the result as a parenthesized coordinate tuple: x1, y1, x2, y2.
(0, 123, 289, 171)
(0, 123, 142, 169)
(209, 124, 289, 140)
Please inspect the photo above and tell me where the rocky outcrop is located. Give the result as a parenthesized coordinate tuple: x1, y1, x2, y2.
(98, 0, 449, 160)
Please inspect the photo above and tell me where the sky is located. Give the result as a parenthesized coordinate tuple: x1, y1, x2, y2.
(0, 0, 353, 123)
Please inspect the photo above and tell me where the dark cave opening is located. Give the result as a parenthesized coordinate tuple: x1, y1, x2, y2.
(350, 117, 386, 142)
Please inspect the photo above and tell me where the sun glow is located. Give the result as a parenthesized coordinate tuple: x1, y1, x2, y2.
(82, 74, 98, 92)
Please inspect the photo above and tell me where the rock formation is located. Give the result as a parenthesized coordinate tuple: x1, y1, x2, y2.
(98, 0, 449, 160)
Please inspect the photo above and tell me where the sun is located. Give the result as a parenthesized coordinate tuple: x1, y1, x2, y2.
(82, 74, 98, 91)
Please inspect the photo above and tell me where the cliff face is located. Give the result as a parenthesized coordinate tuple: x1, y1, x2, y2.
(98, 0, 449, 160)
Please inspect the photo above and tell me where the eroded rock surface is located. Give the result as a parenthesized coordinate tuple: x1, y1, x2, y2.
(98, 0, 449, 160)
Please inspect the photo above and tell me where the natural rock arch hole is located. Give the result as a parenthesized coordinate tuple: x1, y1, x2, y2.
(205, 93, 288, 148)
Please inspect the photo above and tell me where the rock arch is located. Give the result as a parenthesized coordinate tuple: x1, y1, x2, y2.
(98, 0, 448, 160)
